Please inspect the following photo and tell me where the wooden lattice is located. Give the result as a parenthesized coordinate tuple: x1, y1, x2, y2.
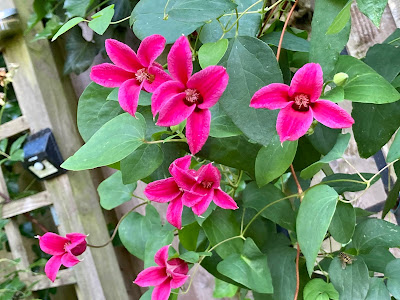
(0, 1, 130, 299)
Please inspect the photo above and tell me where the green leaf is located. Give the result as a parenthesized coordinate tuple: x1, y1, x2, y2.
(321, 173, 376, 194)
(301, 133, 350, 179)
(202, 209, 243, 259)
(179, 251, 200, 263)
(131, 0, 203, 43)
(178, 222, 200, 251)
(306, 124, 341, 155)
(328, 201, 355, 244)
(0, 139, 7, 153)
(51, 17, 84, 41)
(77, 82, 123, 142)
(297, 185, 338, 275)
(63, 27, 97, 74)
(10, 135, 26, 155)
(328, 257, 369, 300)
(261, 31, 310, 52)
(357, 0, 388, 27)
(119, 205, 173, 261)
(213, 278, 239, 298)
(385, 28, 400, 47)
(310, 0, 351, 77)
(198, 39, 229, 69)
(365, 277, 391, 300)
(242, 182, 296, 231)
(383, 179, 400, 218)
(387, 130, 400, 163)
(168, 0, 237, 23)
(199, 0, 262, 43)
(62, 113, 145, 170)
(255, 138, 297, 187)
(217, 238, 273, 294)
(359, 246, 395, 273)
(9, 149, 24, 162)
(333, 55, 400, 104)
(352, 101, 400, 158)
(98, 171, 137, 210)
(198, 135, 261, 178)
(120, 144, 163, 184)
(304, 278, 339, 300)
(364, 44, 400, 83)
(209, 103, 242, 138)
(352, 218, 400, 253)
(322, 87, 345, 103)
(219, 37, 282, 145)
(88, 5, 115, 35)
(33, 15, 63, 42)
(326, 0, 352, 35)
(64, 0, 94, 18)
(385, 259, 400, 299)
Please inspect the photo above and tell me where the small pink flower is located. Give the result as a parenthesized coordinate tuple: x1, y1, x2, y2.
(172, 160, 238, 216)
(250, 63, 354, 143)
(144, 156, 200, 229)
(152, 36, 229, 154)
(37, 232, 87, 282)
(134, 245, 189, 300)
(90, 35, 171, 117)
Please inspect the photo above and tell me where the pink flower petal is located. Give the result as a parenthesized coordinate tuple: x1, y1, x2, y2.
(168, 36, 192, 84)
(144, 66, 172, 93)
(311, 100, 354, 128)
(137, 35, 166, 68)
(196, 164, 221, 189)
(90, 63, 134, 87)
(66, 233, 87, 256)
(289, 63, 323, 102)
(170, 163, 197, 191)
(152, 279, 172, 300)
(250, 83, 290, 109)
(105, 39, 143, 72)
(155, 245, 170, 267)
(170, 273, 189, 289)
(166, 197, 184, 229)
(144, 177, 181, 203)
(182, 190, 204, 207)
(192, 190, 214, 216)
(276, 104, 314, 142)
(151, 81, 186, 117)
(168, 258, 189, 275)
(118, 79, 143, 116)
(213, 189, 238, 210)
(38, 232, 68, 256)
(66, 233, 87, 247)
(45, 255, 62, 282)
(186, 66, 229, 109)
(134, 266, 167, 287)
(186, 108, 211, 154)
(169, 155, 192, 173)
(61, 252, 80, 267)
(156, 92, 196, 127)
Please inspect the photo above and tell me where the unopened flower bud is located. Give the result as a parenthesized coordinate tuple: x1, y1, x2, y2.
(333, 72, 349, 86)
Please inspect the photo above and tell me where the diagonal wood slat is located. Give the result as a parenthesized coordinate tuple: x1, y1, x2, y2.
(27, 269, 77, 291)
(2, 191, 52, 218)
(0, 116, 30, 139)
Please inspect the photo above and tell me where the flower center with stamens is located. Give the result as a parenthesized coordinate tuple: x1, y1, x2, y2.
(135, 68, 155, 83)
(201, 181, 213, 189)
(292, 93, 310, 111)
(184, 89, 203, 106)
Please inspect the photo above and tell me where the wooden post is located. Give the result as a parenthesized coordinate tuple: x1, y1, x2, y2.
(1, 1, 129, 299)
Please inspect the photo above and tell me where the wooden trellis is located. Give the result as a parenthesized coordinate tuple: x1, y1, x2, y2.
(0, 1, 129, 299)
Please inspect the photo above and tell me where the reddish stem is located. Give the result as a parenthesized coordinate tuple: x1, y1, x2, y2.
(276, 0, 299, 62)
(257, 4, 278, 38)
(23, 213, 49, 233)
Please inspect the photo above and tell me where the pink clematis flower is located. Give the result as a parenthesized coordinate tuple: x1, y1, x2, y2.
(134, 245, 189, 300)
(90, 35, 171, 116)
(152, 36, 229, 154)
(144, 156, 200, 229)
(171, 159, 238, 216)
(250, 63, 354, 142)
(37, 232, 87, 282)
